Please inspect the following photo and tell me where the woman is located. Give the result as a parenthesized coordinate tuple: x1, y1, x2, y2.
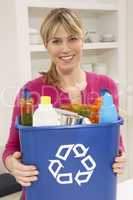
(3, 8, 126, 199)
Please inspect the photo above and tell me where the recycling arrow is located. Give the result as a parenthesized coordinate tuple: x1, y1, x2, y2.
(81, 154, 96, 171)
(56, 144, 74, 160)
(57, 173, 73, 184)
(48, 160, 64, 178)
(73, 144, 89, 158)
(75, 170, 94, 186)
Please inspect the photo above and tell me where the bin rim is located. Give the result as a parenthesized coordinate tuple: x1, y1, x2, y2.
(16, 116, 123, 131)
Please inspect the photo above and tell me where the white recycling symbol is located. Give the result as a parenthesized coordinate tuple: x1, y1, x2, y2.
(48, 144, 96, 186)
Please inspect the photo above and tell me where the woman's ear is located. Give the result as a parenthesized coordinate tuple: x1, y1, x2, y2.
(44, 42, 47, 48)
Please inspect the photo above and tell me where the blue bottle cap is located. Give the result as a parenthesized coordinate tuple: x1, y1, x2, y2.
(22, 88, 31, 99)
(102, 92, 113, 107)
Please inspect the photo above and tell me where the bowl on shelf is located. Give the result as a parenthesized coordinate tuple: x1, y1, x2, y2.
(100, 34, 116, 42)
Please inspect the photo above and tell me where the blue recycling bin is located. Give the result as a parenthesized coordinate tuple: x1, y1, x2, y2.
(16, 117, 123, 200)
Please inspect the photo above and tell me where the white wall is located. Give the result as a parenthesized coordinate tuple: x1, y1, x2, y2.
(0, 0, 20, 147)
(127, 0, 133, 178)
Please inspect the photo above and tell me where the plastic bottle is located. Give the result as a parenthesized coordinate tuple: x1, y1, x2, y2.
(20, 88, 34, 126)
(33, 96, 60, 126)
(99, 92, 118, 123)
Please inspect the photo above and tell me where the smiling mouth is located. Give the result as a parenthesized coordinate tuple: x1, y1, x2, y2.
(59, 55, 74, 62)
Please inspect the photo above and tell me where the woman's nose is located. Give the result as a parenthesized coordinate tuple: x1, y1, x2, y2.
(61, 41, 71, 52)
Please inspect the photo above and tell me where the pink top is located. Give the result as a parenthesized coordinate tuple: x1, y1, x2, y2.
(2, 72, 125, 199)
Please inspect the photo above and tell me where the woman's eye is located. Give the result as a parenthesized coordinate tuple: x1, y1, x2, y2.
(52, 40, 60, 44)
(70, 37, 78, 41)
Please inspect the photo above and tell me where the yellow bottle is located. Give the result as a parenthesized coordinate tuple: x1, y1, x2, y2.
(33, 96, 60, 126)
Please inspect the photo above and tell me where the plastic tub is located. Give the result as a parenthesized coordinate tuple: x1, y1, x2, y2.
(16, 117, 123, 200)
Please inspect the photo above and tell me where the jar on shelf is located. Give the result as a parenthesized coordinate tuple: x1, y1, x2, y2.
(84, 29, 91, 43)
(88, 31, 99, 43)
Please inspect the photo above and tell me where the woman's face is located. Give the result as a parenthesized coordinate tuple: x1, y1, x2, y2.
(46, 25, 83, 74)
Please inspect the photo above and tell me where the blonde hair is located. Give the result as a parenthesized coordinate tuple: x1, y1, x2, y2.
(40, 8, 84, 86)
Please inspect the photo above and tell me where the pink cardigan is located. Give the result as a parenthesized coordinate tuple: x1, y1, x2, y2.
(2, 72, 125, 199)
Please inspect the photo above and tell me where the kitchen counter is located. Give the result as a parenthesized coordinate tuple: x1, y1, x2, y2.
(117, 179, 133, 200)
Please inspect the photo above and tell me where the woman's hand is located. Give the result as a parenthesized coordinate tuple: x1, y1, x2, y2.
(112, 151, 126, 174)
(5, 152, 39, 187)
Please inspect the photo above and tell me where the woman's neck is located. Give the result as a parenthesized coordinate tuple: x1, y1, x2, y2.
(58, 68, 86, 92)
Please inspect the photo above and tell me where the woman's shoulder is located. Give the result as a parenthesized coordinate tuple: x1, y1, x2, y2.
(20, 75, 60, 106)
(23, 75, 46, 91)
(86, 71, 113, 80)
(25, 75, 44, 87)
(15, 75, 44, 99)
(85, 71, 117, 89)
(85, 71, 118, 107)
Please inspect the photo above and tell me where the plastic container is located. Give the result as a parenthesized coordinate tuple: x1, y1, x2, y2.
(33, 96, 60, 126)
(99, 92, 118, 123)
(20, 88, 34, 126)
(16, 116, 123, 200)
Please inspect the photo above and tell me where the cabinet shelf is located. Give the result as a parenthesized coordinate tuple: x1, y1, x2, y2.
(28, 2, 118, 12)
(30, 42, 118, 53)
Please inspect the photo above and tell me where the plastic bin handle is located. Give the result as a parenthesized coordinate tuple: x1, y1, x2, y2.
(119, 117, 124, 125)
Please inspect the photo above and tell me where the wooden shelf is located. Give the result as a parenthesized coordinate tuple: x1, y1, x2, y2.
(30, 42, 118, 52)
